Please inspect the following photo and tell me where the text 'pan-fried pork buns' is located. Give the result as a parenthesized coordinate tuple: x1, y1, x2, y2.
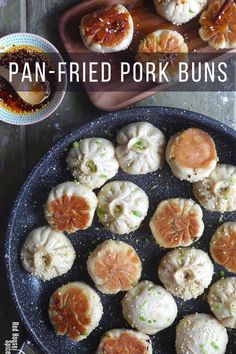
(96, 329, 153, 354)
(115, 122, 166, 175)
(122, 280, 177, 335)
(166, 128, 218, 182)
(45, 182, 97, 234)
(97, 181, 149, 235)
(208, 277, 236, 329)
(199, 0, 236, 50)
(158, 248, 214, 300)
(80, 4, 134, 53)
(87, 240, 142, 294)
(67, 138, 119, 190)
(210, 222, 236, 273)
(49, 282, 103, 342)
(193, 164, 236, 212)
(150, 198, 204, 248)
(176, 313, 228, 354)
(136, 30, 188, 82)
(154, 0, 207, 25)
(21, 226, 75, 281)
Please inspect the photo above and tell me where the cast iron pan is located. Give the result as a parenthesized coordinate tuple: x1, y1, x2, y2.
(5, 107, 236, 354)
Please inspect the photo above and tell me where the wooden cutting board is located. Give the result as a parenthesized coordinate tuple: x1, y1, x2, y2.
(59, 0, 233, 111)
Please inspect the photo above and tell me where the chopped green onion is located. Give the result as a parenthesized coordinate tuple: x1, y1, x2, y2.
(104, 130, 113, 138)
(220, 270, 225, 278)
(210, 342, 219, 350)
(229, 178, 236, 185)
(132, 141, 145, 151)
(199, 344, 208, 354)
(114, 205, 122, 216)
(99, 174, 107, 179)
(189, 9, 195, 14)
(132, 210, 142, 217)
(73, 141, 80, 148)
(148, 286, 155, 292)
(86, 160, 97, 173)
(178, 249, 185, 264)
(214, 303, 222, 310)
(97, 208, 105, 219)
(139, 315, 145, 321)
(96, 140, 102, 147)
(140, 300, 148, 308)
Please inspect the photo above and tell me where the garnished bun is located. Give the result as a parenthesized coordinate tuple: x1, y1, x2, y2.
(208, 277, 236, 329)
(210, 222, 236, 273)
(21, 226, 75, 281)
(67, 138, 119, 190)
(122, 280, 177, 335)
(87, 240, 142, 294)
(49, 282, 103, 342)
(154, 0, 207, 25)
(96, 329, 152, 354)
(150, 198, 204, 248)
(97, 181, 149, 235)
(45, 182, 97, 234)
(116, 122, 166, 175)
(176, 313, 228, 354)
(193, 164, 236, 212)
(166, 128, 218, 182)
(158, 248, 214, 300)
(80, 4, 134, 53)
(199, 0, 236, 49)
(136, 29, 188, 82)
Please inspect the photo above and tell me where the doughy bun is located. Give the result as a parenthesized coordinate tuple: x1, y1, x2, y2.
(199, 0, 236, 49)
(208, 277, 236, 329)
(96, 329, 152, 354)
(166, 128, 218, 182)
(193, 164, 236, 212)
(49, 282, 103, 342)
(176, 313, 228, 354)
(116, 121, 166, 175)
(97, 181, 149, 235)
(210, 222, 236, 273)
(80, 4, 134, 53)
(154, 0, 207, 25)
(21, 226, 75, 281)
(87, 240, 142, 294)
(158, 248, 214, 300)
(45, 182, 97, 233)
(122, 280, 177, 335)
(136, 30, 188, 82)
(150, 198, 204, 248)
(67, 138, 119, 190)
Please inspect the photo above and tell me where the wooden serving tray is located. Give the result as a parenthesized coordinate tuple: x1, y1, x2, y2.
(59, 0, 232, 111)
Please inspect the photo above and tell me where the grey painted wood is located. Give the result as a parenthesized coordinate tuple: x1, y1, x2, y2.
(137, 92, 236, 130)
(0, 0, 236, 352)
(0, 0, 27, 348)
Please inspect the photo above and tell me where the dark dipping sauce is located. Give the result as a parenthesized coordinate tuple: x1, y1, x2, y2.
(0, 46, 56, 113)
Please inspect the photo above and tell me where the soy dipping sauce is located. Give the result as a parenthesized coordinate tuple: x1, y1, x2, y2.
(0, 46, 56, 113)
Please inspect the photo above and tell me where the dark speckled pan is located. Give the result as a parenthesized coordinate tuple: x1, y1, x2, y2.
(5, 107, 236, 354)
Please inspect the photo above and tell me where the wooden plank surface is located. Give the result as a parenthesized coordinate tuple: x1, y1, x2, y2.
(0, 0, 236, 352)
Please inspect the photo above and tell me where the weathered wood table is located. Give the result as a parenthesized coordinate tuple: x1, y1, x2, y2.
(0, 0, 236, 352)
